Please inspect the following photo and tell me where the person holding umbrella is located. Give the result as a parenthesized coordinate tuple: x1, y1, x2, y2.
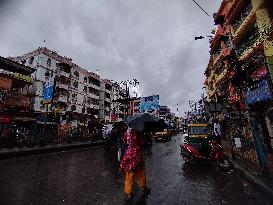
(119, 128, 151, 200)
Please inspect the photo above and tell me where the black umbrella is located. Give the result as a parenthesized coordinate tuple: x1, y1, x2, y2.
(126, 113, 167, 133)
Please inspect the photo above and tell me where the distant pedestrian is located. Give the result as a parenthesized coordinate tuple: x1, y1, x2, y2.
(213, 119, 221, 145)
(119, 128, 151, 200)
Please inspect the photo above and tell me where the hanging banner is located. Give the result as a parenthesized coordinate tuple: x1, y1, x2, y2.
(43, 77, 55, 104)
(246, 80, 272, 104)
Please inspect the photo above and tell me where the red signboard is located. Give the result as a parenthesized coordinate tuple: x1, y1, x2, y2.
(111, 114, 117, 122)
(0, 114, 12, 124)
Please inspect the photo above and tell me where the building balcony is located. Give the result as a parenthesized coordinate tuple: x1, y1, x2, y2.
(232, 10, 256, 41)
(89, 83, 100, 91)
(212, 51, 223, 66)
(214, 68, 228, 85)
(57, 95, 69, 103)
(3, 92, 31, 110)
(105, 97, 111, 103)
(93, 105, 99, 110)
(88, 93, 100, 100)
(236, 31, 261, 59)
(105, 87, 112, 93)
(56, 68, 71, 78)
(56, 82, 70, 90)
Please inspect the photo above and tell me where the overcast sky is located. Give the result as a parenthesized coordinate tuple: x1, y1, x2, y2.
(0, 0, 221, 116)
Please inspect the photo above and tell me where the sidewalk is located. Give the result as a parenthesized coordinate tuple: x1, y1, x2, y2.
(0, 140, 105, 160)
(220, 139, 273, 198)
(230, 159, 273, 199)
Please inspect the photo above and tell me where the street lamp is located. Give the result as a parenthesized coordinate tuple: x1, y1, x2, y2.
(195, 35, 213, 40)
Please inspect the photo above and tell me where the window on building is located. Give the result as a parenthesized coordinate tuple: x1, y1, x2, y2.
(47, 58, 51, 67)
(88, 77, 100, 87)
(71, 105, 76, 111)
(82, 107, 85, 114)
(74, 71, 79, 77)
(87, 98, 91, 105)
(83, 86, 87, 93)
(84, 76, 87, 83)
(73, 81, 78, 88)
(45, 71, 50, 78)
(28, 57, 34, 65)
(72, 93, 77, 103)
(105, 93, 110, 99)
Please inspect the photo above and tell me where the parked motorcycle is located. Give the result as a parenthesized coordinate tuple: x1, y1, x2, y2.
(180, 138, 230, 170)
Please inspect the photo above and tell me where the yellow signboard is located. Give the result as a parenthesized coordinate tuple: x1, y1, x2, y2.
(42, 100, 52, 105)
(14, 73, 33, 83)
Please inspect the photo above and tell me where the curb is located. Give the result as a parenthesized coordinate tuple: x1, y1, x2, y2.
(230, 159, 273, 199)
(0, 141, 105, 160)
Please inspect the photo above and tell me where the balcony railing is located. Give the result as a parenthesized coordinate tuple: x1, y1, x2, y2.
(236, 26, 259, 56)
(105, 97, 111, 103)
(57, 95, 69, 103)
(56, 68, 71, 78)
(88, 93, 99, 100)
(56, 82, 70, 90)
(232, 0, 253, 33)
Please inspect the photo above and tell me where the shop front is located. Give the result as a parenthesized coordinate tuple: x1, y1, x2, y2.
(0, 113, 12, 147)
(245, 78, 273, 175)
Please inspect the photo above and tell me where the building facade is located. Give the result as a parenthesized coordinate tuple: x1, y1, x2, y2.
(99, 79, 113, 123)
(128, 98, 140, 116)
(0, 56, 35, 145)
(205, 0, 273, 176)
(112, 83, 126, 122)
(10, 47, 101, 121)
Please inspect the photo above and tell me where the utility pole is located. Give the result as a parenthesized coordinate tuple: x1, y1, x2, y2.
(112, 79, 139, 120)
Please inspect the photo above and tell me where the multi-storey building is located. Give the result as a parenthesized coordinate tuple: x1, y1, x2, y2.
(205, 0, 273, 176)
(128, 98, 140, 116)
(10, 47, 101, 120)
(70, 64, 100, 118)
(112, 83, 126, 122)
(158, 106, 171, 120)
(10, 47, 72, 114)
(0, 56, 35, 140)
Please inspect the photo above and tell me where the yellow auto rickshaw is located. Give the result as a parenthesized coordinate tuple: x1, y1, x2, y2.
(185, 123, 210, 144)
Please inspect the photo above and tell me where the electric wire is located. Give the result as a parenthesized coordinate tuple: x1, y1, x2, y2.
(191, 0, 210, 17)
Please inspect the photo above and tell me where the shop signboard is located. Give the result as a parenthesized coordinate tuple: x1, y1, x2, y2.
(14, 73, 33, 83)
(139, 95, 159, 113)
(43, 77, 55, 104)
(111, 113, 117, 122)
(246, 80, 272, 104)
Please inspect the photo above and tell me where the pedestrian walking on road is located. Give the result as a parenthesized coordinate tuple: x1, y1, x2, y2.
(213, 119, 221, 145)
(119, 128, 151, 200)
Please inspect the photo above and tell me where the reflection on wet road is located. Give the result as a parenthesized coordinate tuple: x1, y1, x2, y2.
(0, 134, 271, 205)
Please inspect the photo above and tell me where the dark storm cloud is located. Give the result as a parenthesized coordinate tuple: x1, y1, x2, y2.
(0, 0, 221, 115)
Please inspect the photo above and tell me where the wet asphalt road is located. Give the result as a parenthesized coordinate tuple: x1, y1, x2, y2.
(0, 134, 272, 205)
